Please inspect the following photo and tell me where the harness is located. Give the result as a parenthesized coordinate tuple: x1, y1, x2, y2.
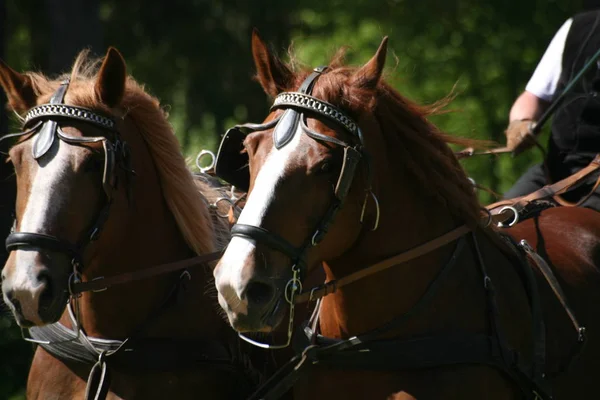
(0, 82, 255, 399)
(215, 67, 378, 348)
(213, 68, 587, 399)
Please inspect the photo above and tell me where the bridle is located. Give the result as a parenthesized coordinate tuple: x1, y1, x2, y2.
(0, 80, 136, 342)
(2, 80, 132, 291)
(214, 66, 380, 348)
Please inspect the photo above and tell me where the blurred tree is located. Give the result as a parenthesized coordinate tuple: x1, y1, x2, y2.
(100, 0, 302, 158)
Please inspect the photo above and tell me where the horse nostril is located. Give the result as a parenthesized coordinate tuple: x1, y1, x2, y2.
(36, 271, 54, 310)
(245, 280, 275, 306)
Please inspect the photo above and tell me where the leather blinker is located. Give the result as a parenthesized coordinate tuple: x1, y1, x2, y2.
(273, 66, 328, 150)
(273, 109, 301, 149)
(32, 79, 70, 160)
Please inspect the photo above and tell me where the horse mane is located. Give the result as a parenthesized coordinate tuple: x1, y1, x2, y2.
(23, 51, 229, 254)
(281, 49, 486, 226)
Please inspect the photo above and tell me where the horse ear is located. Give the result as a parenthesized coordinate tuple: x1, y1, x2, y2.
(95, 47, 127, 108)
(251, 28, 293, 97)
(350, 37, 388, 89)
(0, 60, 37, 113)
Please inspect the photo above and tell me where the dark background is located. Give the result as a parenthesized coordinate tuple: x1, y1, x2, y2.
(0, 0, 595, 397)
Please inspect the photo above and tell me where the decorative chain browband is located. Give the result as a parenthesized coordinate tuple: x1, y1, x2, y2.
(271, 92, 359, 137)
(24, 104, 116, 131)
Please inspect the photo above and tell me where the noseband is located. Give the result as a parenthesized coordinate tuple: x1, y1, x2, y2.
(215, 66, 377, 348)
(1, 80, 132, 282)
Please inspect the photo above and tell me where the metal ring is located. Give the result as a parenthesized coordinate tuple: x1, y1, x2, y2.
(497, 206, 519, 228)
(212, 197, 236, 218)
(284, 277, 303, 305)
(68, 271, 82, 298)
(196, 150, 216, 173)
(360, 190, 380, 231)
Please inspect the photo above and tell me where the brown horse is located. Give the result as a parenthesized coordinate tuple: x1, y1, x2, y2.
(0, 48, 263, 399)
(213, 32, 600, 399)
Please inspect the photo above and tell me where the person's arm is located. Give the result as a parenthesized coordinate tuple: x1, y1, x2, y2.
(506, 17, 572, 154)
(509, 90, 550, 122)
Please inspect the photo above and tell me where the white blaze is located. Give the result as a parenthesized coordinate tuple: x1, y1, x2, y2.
(216, 124, 303, 305)
(11, 141, 70, 294)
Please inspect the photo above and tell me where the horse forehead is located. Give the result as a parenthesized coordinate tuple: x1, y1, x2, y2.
(19, 137, 87, 197)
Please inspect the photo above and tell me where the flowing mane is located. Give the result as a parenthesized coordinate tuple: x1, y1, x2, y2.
(277, 51, 486, 226)
(23, 51, 229, 254)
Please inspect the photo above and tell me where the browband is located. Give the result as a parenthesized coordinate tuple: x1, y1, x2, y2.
(25, 104, 116, 131)
(271, 92, 360, 138)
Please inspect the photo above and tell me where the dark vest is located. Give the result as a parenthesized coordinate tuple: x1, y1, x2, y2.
(550, 10, 600, 179)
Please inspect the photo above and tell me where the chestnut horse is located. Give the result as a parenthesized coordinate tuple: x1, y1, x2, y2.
(0, 48, 262, 399)
(213, 32, 600, 399)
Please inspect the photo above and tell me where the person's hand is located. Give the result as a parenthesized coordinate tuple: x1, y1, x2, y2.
(505, 119, 537, 156)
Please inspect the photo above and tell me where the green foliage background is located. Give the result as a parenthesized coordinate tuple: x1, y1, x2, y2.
(0, 0, 590, 397)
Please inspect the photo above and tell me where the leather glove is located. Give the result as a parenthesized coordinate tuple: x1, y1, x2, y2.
(505, 119, 536, 156)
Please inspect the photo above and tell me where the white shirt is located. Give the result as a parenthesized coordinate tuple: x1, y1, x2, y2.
(525, 18, 573, 101)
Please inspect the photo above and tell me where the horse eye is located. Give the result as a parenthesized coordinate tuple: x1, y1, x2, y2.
(321, 162, 331, 173)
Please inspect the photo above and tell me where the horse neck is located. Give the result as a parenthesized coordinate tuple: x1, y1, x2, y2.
(66, 125, 226, 340)
(319, 117, 484, 338)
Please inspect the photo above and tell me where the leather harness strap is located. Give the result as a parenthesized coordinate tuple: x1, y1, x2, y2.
(456, 146, 513, 159)
(70, 250, 223, 294)
(249, 232, 558, 400)
(487, 153, 600, 224)
(519, 240, 586, 342)
(295, 224, 471, 303)
(296, 153, 600, 303)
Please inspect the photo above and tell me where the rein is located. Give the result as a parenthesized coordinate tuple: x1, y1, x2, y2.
(295, 224, 471, 303)
(69, 250, 223, 294)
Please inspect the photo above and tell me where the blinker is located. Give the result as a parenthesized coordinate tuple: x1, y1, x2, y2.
(32, 79, 70, 160)
(273, 66, 328, 149)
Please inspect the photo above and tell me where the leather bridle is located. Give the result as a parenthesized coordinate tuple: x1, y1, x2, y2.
(215, 67, 379, 348)
(1, 80, 131, 289)
(0, 81, 255, 399)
